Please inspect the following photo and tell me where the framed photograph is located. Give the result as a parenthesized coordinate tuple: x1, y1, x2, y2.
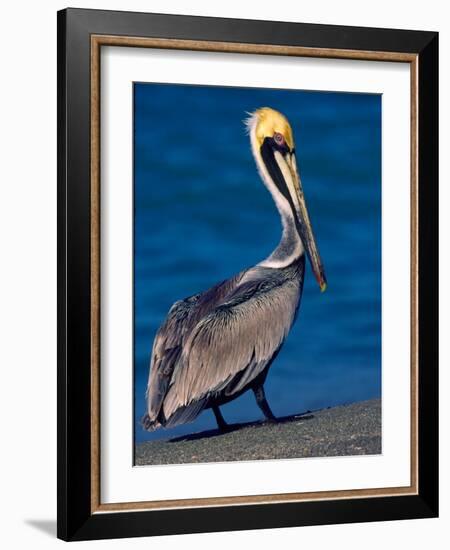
(57, 8, 438, 541)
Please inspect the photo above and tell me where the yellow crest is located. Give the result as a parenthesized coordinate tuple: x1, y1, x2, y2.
(248, 107, 295, 150)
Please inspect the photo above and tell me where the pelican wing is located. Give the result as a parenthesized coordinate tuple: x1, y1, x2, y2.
(145, 295, 200, 422)
(146, 274, 244, 423)
(162, 275, 301, 418)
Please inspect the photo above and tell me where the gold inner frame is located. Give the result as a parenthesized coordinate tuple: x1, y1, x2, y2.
(90, 35, 419, 514)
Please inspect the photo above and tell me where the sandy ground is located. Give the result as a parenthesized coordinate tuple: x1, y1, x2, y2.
(135, 398, 381, 465)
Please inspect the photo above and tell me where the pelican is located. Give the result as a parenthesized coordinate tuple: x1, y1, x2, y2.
(142, 107, 326, 433)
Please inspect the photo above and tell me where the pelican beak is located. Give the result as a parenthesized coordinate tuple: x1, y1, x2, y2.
(287, 152, 327, 292)
(260, 136, 326, 292)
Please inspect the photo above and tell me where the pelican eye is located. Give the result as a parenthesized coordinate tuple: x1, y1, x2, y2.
(273, 132, 285, 146)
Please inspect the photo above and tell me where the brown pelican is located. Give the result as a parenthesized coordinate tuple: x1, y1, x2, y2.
(142, 107, 326, 433)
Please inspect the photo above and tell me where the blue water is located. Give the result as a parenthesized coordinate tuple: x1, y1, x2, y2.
(134, 83, 381, 444)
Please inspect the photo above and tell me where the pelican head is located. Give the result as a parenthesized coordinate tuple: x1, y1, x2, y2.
(246, 107, 327, 292)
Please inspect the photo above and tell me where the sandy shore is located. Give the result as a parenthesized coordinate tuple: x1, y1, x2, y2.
(135, 398, 381, 466)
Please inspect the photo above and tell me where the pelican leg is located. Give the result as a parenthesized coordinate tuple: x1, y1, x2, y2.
(253, 385, 277, 422)
(212, 405, 230, 432)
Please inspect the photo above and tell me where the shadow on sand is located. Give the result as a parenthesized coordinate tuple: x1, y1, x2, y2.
(169, 411, 315, 443)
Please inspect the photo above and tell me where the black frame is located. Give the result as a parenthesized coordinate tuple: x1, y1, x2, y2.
(57, 8, 438, 541)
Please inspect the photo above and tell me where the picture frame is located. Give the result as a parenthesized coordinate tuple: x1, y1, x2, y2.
(57, 7, 438, 541)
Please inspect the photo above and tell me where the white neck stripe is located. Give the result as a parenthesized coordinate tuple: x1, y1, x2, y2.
(247, 115, 304, 268)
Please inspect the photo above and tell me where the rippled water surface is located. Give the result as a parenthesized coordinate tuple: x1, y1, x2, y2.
(134, 83, 381, 443)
